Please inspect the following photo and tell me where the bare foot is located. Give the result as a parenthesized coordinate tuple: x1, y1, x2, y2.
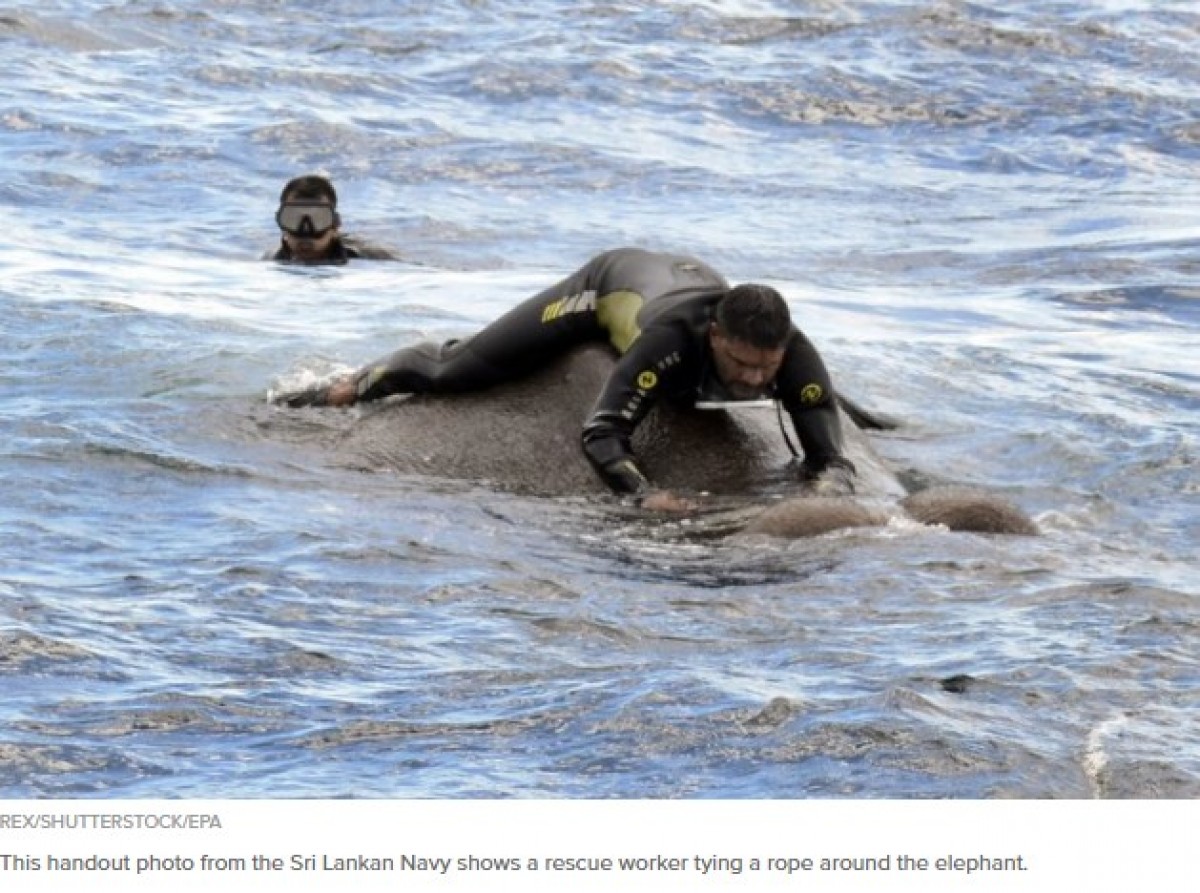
(324, 377, 358, 407)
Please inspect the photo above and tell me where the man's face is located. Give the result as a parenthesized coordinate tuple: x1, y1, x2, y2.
(708, 325, 786, 400)
(276, 199, 338, 262)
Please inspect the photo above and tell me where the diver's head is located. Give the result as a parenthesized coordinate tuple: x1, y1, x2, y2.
(276, 174, 342, 262)
(707, 284, 791, 400)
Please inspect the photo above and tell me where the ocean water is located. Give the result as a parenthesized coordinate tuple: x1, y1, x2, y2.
(1, 0, 1196, 798)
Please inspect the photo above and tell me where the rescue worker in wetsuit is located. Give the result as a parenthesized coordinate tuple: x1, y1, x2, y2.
(271, 174, 398, 264)
(287, 247, 855, 511)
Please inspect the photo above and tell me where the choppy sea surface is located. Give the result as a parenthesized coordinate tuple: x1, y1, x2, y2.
(1, 1, 1197, 798)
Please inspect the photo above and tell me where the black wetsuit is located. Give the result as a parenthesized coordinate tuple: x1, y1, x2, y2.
(272, 235, 397, 264)
(344, 248, 849, 495)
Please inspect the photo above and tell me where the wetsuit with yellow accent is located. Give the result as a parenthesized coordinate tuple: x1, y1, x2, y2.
(578, 267, 848, 495)
(347, 247, 848, 495)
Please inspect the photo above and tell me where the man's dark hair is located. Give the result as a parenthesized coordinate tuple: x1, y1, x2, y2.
(279, 174, 338, 206)
(714, 284, 792, 349)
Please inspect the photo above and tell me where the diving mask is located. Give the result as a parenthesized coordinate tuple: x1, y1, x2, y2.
(276, 202, 338, 237)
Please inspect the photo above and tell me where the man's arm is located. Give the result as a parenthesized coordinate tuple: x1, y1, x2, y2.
(778, 331, 857, 486)
(580, 326, 690, 498)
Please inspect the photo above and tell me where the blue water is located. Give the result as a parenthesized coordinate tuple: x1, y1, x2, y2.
(1, 1, 1197, 798)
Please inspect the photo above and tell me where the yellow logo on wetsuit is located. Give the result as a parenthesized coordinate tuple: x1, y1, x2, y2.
(357, 365, 386, 396)
(541, 290, 597, 324)
(637, 370, 658, 390)
(800, 383, 824, 405)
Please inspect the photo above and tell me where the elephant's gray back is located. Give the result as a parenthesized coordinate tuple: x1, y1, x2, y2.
(336, 344, 801, 496)
(284, 344, 1031, 536)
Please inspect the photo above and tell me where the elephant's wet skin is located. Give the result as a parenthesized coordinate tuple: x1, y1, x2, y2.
(332, 344, 794, 497)
(317, 345, 1036, 537)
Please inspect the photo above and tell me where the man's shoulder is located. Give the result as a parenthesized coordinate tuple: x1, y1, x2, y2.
(619, 319, 703, 378)
(341, 235, 402, 261)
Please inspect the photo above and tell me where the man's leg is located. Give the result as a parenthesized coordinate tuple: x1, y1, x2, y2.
(331, 255, 615, 405)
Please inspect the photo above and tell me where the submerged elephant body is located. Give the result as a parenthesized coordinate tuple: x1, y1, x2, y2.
(323, 344, 1034, 537)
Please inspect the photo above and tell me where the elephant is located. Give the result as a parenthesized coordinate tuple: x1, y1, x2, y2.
(289, 343, 1037, 538)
